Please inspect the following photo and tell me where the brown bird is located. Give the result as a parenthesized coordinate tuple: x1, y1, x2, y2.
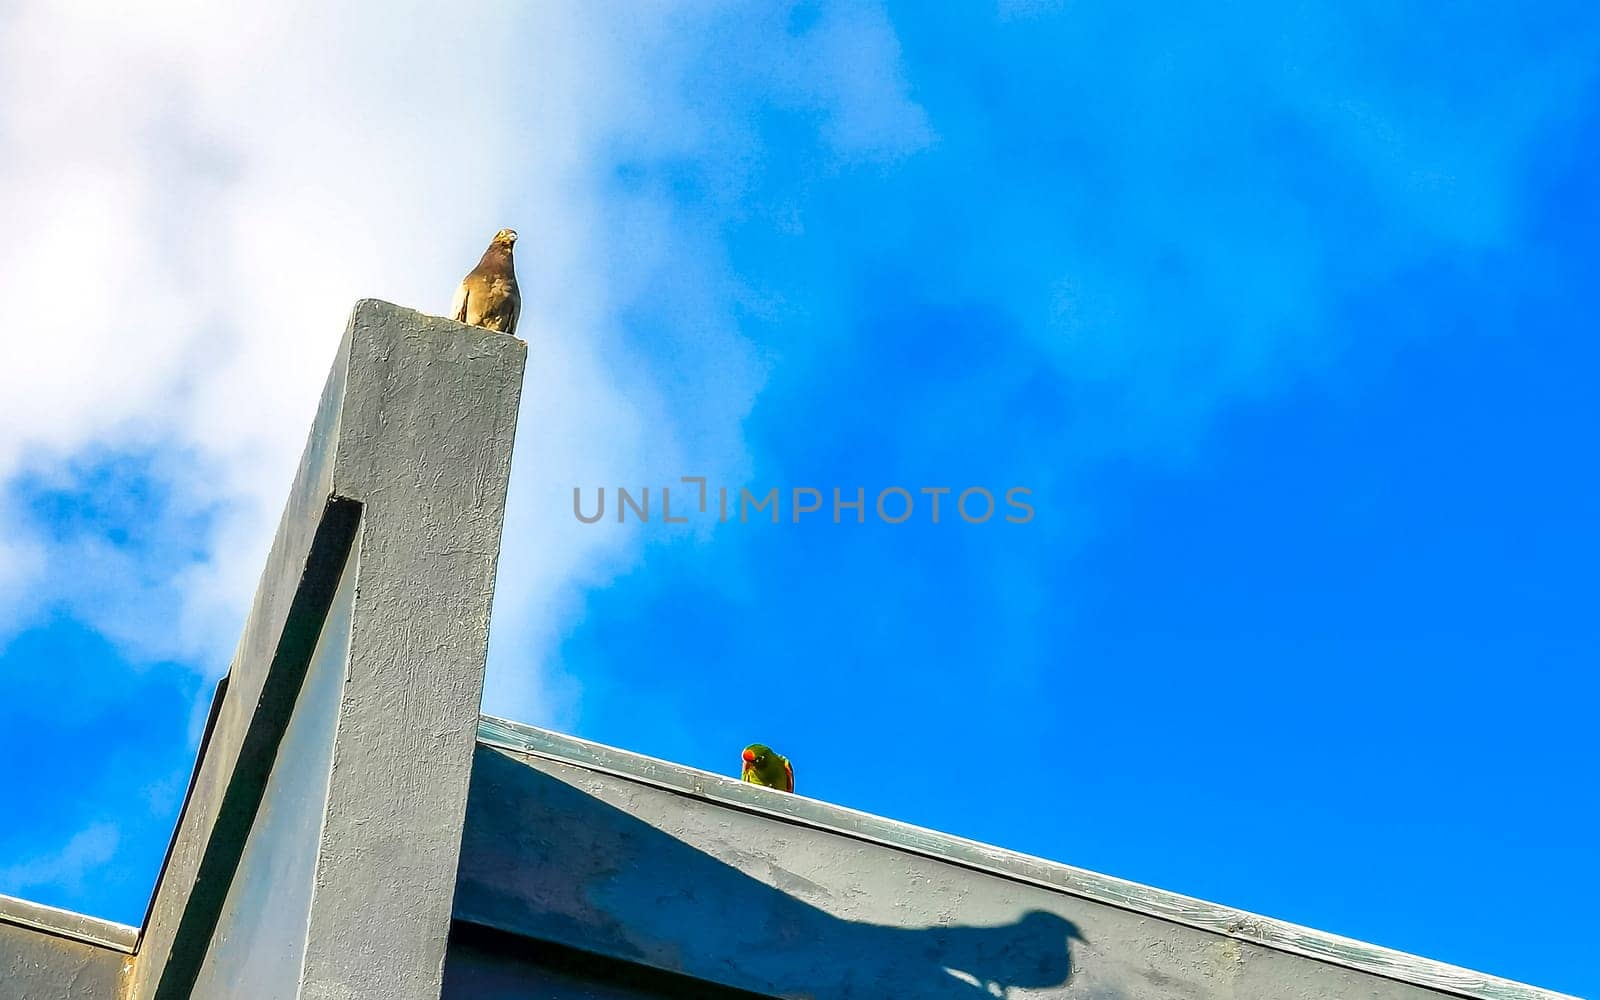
(450, 228, 521, 335)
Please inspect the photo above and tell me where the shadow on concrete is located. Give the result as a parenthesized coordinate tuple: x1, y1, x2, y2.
(450, 748, 1084, 998)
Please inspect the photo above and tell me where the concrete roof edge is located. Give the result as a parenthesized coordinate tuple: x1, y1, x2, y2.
(476, 715, 1576, 1000)
(0, 893, 138, 954)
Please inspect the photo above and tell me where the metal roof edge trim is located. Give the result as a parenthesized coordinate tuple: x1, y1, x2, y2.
(476, 714, 1576, 1000)
(0, 893, 138, 954)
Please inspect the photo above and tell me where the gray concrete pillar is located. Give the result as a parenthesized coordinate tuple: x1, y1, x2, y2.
(126, 300, 526, 1000)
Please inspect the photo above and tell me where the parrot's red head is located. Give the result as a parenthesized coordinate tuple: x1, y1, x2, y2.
(739, 743, 793, 792)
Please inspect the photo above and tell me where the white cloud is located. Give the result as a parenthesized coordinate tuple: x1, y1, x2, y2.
(0, 0, 527, 662)
(0, 508, 45, 642)
(0, 823, 120, 896)
(0, 1, 930, 724)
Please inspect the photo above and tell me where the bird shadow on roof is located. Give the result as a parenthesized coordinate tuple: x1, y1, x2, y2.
(449, 746, 1085, 998)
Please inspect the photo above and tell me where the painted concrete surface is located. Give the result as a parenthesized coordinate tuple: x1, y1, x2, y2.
(289, 302, 525, 1000)
(190, 546, 359, 1000)
(0, 897, 132, 1000)
(127, 318, 362, 1000)
(2, 301, 525, 1000)
(0, 922, 125, 1000)
(126, 300, 526, 1000)
(455, 724, 1578, 1000)
(0, 896, 136, 956)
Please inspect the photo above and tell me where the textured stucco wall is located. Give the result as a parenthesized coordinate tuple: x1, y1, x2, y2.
(454, 741, 1556, 1000)
(2, 301, 524, 1000)
(289, 302, 525, 1000)
(127, 300, 526, 1000)
(189, 547, 359, 1000)
(0, 922, 126, 1000)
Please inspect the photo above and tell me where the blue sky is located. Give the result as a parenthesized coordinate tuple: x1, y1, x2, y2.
(1, 2, 1597, 996)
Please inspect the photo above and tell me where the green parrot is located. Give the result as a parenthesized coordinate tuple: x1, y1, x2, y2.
(740, 743, 794, 792)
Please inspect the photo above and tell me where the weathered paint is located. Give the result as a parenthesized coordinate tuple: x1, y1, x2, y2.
(0, 920, 127, 1000)
(0, 896, 133, 1000)
(0, 896, 135, 955)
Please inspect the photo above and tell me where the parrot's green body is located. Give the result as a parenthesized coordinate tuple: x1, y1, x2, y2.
(740, 743, 794, 792)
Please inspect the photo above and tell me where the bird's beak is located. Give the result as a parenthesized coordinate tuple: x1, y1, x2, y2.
(742, 749, 757, 764)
